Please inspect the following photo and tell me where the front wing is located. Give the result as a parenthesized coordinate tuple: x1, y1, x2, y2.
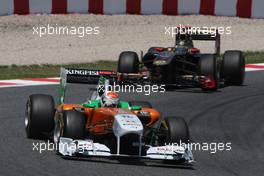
(58, 137, 194, 163)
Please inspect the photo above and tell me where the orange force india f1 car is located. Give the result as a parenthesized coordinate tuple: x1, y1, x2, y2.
(25, 68, 193, 163)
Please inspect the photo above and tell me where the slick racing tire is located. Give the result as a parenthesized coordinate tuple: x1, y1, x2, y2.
(118, 51, 139, 73)
(199, 54, 218, 91)
(25, 94, 55, 139)
(59, 110, 86, 140)
(129, 101, 152, 108)
(222, 50, 245, 86)
(165, 116, 190, 144)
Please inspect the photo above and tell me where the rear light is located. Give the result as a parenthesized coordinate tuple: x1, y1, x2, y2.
(201, 76, 216, 89)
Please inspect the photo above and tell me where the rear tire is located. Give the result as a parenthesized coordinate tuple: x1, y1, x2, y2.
(129, 101, 152, 108)
(118, 51, 139, 73)
(165, 117, 189, 144)
(25, 94, 55, 139)
(199, 54, 218, 91)
(222, 50, 245, 85)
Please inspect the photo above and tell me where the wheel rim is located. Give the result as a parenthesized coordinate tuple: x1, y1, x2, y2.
(24, 115, 29, 128)
(25, 100, 31, 131)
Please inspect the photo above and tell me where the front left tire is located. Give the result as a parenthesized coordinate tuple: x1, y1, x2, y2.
(53, 110, 86, 144)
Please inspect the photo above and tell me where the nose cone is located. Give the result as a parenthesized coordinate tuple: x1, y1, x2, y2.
(113, 114, 143, 137)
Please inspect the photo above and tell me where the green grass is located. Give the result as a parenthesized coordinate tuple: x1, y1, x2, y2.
(244, 51, 264, 64)
(0, 61, 117, 80)
(0, 51, 263, 80)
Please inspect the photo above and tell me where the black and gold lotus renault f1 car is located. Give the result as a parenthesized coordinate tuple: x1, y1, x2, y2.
(116, 27, 245, 91)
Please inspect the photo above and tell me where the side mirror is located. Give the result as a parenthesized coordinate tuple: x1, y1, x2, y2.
(131, 106, 142, 111)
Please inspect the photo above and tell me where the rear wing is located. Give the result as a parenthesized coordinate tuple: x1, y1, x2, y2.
(175, 27, 221, 55)
(59, 68, 117, 104)
(61, 68, 116, 84)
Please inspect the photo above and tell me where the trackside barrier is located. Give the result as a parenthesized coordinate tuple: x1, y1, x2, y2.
(0, 0, 263, 18)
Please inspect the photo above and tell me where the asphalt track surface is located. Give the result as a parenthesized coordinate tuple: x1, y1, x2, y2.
(0, 71, 263, 176)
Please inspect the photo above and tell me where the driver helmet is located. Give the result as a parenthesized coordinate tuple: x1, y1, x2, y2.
(101, 91, 119, 108)
(179, 40, 186, 46)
